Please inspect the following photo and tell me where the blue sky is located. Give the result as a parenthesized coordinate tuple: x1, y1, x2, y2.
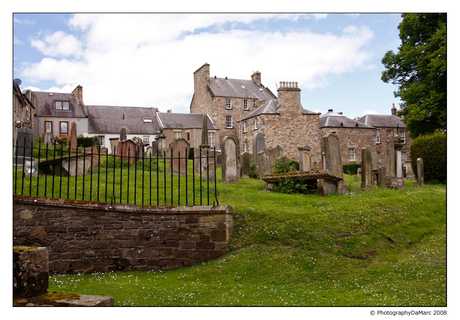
(13, 13, 406, 118)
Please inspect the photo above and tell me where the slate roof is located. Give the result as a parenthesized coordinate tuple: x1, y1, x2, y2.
(355, 114, 406, 128)
(31, 91, 87, 118)
(320, 110, 374, 129)
(239, 99, 320, 122)
(156, 113, 219, 130)
(209, 77, 276, 101)
(86, 105, 160, 134)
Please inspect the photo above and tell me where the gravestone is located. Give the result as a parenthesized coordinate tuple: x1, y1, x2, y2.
(378, 167, 386, 189)
(253, 133, 265, 165)
(322, 133, 343, 178)
(169, 138, 190, 175)
(257, 150, 271, 179)
(42, 132, 53, 146)
(117, 139, 137, 164)
(361, 148, 372, 190)
(15, 127, 34, 166)
(109, 138, 119, 155)
(221, 136, 239, 182)
(268, 145, 283, 168)
(200, 115, 210, 148)
(120, 127, 127, 141)
(298, 145, 312, 172)
(405, 161, 415, 179)
(417, 158, 425, 187)
(145, 146, 153, 158)
(69, 122, 78, 153)
(385, 137, 395, 177)
(240, 152, 253, 177)
(151, 140, 159, 156)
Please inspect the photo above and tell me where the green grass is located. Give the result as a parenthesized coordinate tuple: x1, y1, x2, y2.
(45, 173, 446, 307)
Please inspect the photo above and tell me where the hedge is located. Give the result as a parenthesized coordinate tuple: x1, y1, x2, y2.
(343, 162, 361, 175)
(410, 132, 447, 184)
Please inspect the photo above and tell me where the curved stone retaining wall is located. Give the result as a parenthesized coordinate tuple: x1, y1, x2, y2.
(13, 195, 233, 275)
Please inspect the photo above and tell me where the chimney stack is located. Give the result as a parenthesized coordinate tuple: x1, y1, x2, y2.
(391, 103, 397, 116)
(251, 71, 261, 85)
(277, 81, 301, 115)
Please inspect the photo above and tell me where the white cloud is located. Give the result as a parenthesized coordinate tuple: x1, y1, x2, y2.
(20, 14, 375, 113)
(363, 109, 378, 115)
(30, 31, 82, 58)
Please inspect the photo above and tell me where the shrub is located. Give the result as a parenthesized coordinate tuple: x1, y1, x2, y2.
(77, 136, 97, 148)
(249, 162, 259, 179)
(272, 179, 317, 194)
(273, 157, 299, 173)
(410, 132, 447, 184)
(343, 162, 361, 175)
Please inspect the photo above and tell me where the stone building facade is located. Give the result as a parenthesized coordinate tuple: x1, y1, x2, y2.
(190, 63, 277, 154)
(239, 82, 322, 165)
(190, 63, 321, 164)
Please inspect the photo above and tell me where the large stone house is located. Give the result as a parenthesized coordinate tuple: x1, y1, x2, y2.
(190, 63, 322, 164)
(355, 105, 412, 167)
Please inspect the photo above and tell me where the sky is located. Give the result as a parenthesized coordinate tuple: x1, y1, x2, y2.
(12, 13, 406, 119)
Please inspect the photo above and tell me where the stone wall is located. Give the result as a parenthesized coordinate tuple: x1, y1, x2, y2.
(320, 127, 375, 165)
(13, 195, 234, 275)
(13, 247, 49, 298)
(241, 113, 322, 165)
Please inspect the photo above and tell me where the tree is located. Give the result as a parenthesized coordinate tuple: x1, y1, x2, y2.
(381, 13, 446, 138)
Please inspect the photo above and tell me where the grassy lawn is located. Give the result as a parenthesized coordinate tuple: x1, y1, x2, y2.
(45, 172, 447, 307)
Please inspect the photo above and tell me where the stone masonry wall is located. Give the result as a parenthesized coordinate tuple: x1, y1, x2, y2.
(320, 127, 375, 165)
(13, 195, 234, 275)
(241, 113, 322, 165)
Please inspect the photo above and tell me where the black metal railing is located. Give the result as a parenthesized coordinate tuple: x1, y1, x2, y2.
(13, 138, 219, 207)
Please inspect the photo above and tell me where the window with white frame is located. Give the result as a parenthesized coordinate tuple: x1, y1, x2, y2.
(143, 136, 150, 146)
(243, 99, 249, 110)
(243, 121, 248, 133)
(99, 135, 105, 147)
(55, 101, 70, 111)
(253, 99, 257, 107)
(226, 115, 233, 128)
(387, 129, 393, 136)
(225, 98, 232, 110)
(400, 130, 406, 144)
(59, 121, 68, 136)
(254, 117, 259, 130)
(244, 140, 248, 152)
(45, 121, 53, 133)
(208, 131, 215, 147)
(375, 129, 380, 144)
(349, 148, 355, 162)
(401, 152, 407, 167)
(174, 131, 181, 139)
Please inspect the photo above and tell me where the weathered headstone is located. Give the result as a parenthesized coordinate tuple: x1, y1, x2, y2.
(253, 133, 265, 165)
(240, 152, 253, 177)
(15, 128, 34, 166)
(385, 137, 395, 177)
(268, 145, 283, 168)
(417, 158, 425, 187)
(378, 167, 386, 189)
(257, 150, 271, 179)
(117, 139, 137, 164)
(169, 138, 190, 175)
(109, 138, 119, 155)
(221, 136, 239, 182)
(361, 148, 372, 190)
(405, 161, 415, 179)
(200, 115, 210, 148)
(298, 145, 312, 172)
(120, 127, 127, 141)
(42, 132, 53, 146)
(322, 132, 343, 178)
(69, 122, 78, 153)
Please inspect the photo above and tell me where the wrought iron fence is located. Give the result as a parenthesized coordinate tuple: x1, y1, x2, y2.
(13, 138, 219, 207)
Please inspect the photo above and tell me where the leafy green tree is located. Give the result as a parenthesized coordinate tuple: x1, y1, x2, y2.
(381, 13, 446, 138)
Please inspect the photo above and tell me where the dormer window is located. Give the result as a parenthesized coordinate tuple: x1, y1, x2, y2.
(226, 98, 232, 110)
(55, 100, 70, 111)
